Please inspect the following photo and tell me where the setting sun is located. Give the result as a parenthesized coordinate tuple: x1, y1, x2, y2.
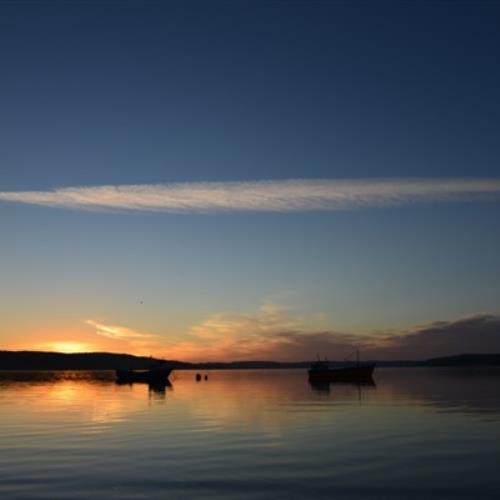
(46, 342, 91, 354)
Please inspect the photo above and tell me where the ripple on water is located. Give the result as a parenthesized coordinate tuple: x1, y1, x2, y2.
(1, 368, 500, 499)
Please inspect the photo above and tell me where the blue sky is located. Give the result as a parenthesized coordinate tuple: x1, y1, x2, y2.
(1, 1, 499, 359)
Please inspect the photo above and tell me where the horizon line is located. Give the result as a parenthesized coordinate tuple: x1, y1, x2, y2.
(2, 349, 499, 363)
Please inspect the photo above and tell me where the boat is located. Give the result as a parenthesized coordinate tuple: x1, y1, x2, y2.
(115, 362, 172, 384)
(308, 349, 375, 383)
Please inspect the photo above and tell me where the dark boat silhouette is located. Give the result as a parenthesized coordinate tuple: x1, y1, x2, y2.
(115, 362, 172, 384)
(308, 349, 375, 383)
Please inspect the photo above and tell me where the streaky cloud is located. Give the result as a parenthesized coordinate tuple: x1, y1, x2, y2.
(83, 308, 500, 362)
(1, 178, 500, 213)
(177, 310, 500, 362)
(365, 313, 500, 360)
(85, 320, 154, 340)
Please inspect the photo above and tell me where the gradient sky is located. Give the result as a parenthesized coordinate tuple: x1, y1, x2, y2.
(1, 1, 499, 360)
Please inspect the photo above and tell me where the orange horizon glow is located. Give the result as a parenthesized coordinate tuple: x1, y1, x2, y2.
(3, 307, 499, 362)
(43, 341, 94, 354)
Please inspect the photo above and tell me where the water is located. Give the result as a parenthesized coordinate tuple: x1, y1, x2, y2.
(1, 368, 499, 499)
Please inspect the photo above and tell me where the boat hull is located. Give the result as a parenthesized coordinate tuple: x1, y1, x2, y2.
(115, 368, 172, 384)
(308, 364, 375, 382)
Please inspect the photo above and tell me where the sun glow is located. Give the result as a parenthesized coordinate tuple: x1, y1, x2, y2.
(47, 341, 91, 353)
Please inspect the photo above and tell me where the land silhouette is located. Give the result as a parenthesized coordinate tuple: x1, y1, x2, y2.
(0, 350, 499, 370)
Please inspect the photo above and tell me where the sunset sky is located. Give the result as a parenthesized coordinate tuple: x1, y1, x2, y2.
(1, 1, 499, 361)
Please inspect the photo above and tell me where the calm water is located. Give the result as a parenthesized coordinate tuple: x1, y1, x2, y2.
(1, 368, 500, 499)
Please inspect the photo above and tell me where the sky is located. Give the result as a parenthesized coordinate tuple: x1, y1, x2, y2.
(1, 0, 499, 361)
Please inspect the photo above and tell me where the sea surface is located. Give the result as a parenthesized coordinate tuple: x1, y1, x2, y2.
(1, 367, 499, 499)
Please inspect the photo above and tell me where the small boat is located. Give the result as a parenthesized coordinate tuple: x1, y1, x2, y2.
(308, 349, 375, 383)
(115, 362, 172, 384)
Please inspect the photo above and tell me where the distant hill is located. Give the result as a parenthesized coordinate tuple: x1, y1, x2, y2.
(0, 352, 312, 370)
(425, 354, 500, 366)
(0, 351, 167, 370)
(0, 350, 499, 370)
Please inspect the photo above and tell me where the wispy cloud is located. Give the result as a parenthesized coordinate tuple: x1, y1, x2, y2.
(84, 309, 500, 361)
(364, 313, 500, 360)
(1, 178, 500, 213)
(178, 309, 500, 362)
(85, 320, 154, 340)
(156, 303, 349, 361)
(85, 319, 169, 355)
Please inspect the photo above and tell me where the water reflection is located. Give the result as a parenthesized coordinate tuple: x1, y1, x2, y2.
(1, 368, 500, 422)
(308, 377, 376, 396)
(1, 368, 500, 499)
(374, 367, 500, 417)
(148, 381, 172, 402)
(115, 380, 173, 400)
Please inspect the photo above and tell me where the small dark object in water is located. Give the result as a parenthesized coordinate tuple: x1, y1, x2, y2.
(195, 373, 201, 381)
(204, 375, 208, 380)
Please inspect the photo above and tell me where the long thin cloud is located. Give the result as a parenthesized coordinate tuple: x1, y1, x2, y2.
(1, 178, 500, 213)
(85, 320, 154, 340)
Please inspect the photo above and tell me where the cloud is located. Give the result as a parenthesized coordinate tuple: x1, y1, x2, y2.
(364, 313, 500, 360)
(1, 178, 500, 213)
(163, 309, 500, 362)
(84, 310, 500, 362)
(155, 304, 375, 362)
(85, 320, 154, 341)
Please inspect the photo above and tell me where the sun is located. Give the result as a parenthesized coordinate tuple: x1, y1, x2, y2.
(48, 341, 91, 354)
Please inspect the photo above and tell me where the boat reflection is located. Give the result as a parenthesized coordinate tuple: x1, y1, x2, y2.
(115, 380, 173, 399)
(309, 377, 376, 395)
(148, 381, 172, 400)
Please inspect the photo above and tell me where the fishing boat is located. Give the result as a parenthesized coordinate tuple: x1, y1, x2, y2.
(308, 349, 375, 382)
(115, 362, 172, 384)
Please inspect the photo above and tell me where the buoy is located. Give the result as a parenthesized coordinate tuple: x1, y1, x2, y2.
(204, 375, 208, 380)
(195, 373, 201, 381)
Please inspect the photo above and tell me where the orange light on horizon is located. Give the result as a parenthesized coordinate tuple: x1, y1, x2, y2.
(45, 341, 93, 354)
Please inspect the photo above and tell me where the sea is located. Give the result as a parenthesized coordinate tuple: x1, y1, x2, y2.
(0, 367, 499, 499)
